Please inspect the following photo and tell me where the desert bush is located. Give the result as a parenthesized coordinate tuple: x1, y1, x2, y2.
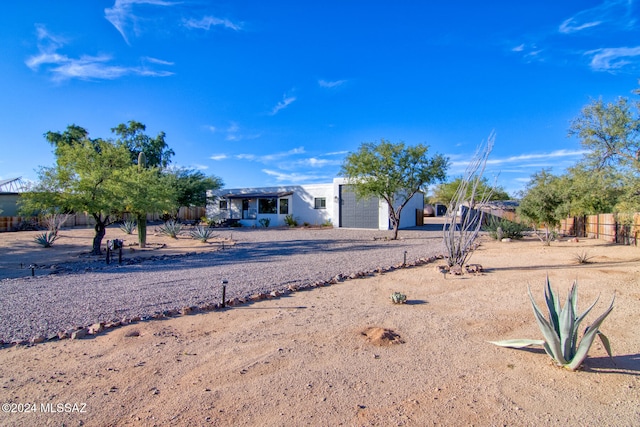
(158, 220, 184, 238)
(284, 214, 298, 227)
(34, 231, 58, 248)
(120, 219, 137, 234)
(490, 278, 614, 371)
(484, 217, 528, 240)
(43, 212, 71, 236)
(573, 250, 594, 264)
(189, 226, 217, 242)
(258, 218, 270, 228)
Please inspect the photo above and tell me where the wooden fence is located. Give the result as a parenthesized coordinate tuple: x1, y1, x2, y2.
(558, 213, 640, 246)
(0, 206, 206, 232)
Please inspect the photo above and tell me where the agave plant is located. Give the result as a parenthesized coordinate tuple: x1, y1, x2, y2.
(189, 226, 217, 243)
(158, 220, 184, 238)
(34, 231, 58, 248)
(119, 219, 137, 235)
(490, 278, 614, 371)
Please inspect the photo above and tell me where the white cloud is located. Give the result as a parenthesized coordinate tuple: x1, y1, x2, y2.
(586, 46, 640, 71)
(26, 25, 173, 81)
(449, 149, 586, 174)
(210, 154, 227, 161)
(318, 79, 346, 88)
(262, 169, 327, 183)
(105, 0, 178, 44)
(511, 44, 525, 52)
(205, 125, 217, 133)
(559, 19, 602, 34)
(183, 16, 241, 31)
(558, 0, 635, 34)
(143, 56, 174, 66)
(270, 95, 296, 115)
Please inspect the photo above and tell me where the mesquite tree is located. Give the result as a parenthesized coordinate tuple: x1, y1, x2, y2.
(341, 139, 448, 239)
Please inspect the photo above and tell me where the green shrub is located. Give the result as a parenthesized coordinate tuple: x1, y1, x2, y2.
(284, 214, 298, 227)
(484, 217, 528, 240)
(158, 220, 184, 238)
(34, 231, 58, 248)
(258, 218, 270, 228)
(490, 277, 614, 371)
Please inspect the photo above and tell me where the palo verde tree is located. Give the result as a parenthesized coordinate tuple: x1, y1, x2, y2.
(112, 121, 176, 247)
(340, 139, 448, 239)
(20, 126, 132, 255)
(118, 152, 178, 248)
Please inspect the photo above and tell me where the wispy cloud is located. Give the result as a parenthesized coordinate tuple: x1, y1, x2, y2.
(236, 147, 305, 163)
(210, 154, 228, 161)
(270, 94, 297, 115)
(559, 0, 635, 34)
(318, 79, 346, 88)
(143, 56, 174, 66)
(262, 169, 329, 183)
(449, 149, 586, 174)
(183, 16, 242, 31)
(105, 0, 178, 44)
(26, 25, 173, 81)
(585, 46, 640, 71)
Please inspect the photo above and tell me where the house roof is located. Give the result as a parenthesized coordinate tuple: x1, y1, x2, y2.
(0, 177, 25, 193)
(223, 191, 294, 199)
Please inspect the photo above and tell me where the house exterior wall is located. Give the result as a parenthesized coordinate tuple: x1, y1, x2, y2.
(206, 178, 423, 230)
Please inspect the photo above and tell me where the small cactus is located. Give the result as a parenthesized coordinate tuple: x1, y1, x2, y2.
(390, 292, 407, 304)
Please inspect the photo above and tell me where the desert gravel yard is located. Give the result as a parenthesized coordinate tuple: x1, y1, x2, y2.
(0, 226, 445, 343)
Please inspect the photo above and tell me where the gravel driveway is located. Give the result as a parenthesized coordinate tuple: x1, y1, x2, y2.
(0, 227, 445, 343)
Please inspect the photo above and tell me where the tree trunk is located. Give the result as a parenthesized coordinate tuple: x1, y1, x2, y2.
(137, 214, 147, 248)
(92, 218, 107, 255)
(392, 222, 400, 240)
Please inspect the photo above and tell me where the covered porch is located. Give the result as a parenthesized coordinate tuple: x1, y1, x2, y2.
(219, 191, 293, 227)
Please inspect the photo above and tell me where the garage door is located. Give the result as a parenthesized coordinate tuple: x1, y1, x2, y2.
(339, 185, 379, 229)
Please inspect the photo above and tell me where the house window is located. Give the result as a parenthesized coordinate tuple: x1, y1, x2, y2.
(279, 198, 289, 215)
(314, 197, 326, 209)
(219, 200, 228, 210)
(258, 198, 277, 214)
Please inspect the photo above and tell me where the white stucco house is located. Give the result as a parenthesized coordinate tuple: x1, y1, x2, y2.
(206, 178, 424, 230)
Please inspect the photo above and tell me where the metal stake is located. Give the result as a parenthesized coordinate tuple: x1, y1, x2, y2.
(221, 279, 228, 307)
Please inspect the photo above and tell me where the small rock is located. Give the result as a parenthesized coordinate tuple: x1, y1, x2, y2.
(30, 335, 46, 344)
(270, 290, 281, 297)
(124, 329, 140, 338)
(88, 323, 104, 334)
(180, 306, 192, 315)
(501, 238, 512, 243)
(71, 328, 88, 340)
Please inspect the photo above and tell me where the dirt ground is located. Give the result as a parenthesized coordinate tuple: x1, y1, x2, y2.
(0, 228, 639, 426)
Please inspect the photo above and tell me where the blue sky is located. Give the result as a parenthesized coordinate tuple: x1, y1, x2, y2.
(1, 1, 640, 197)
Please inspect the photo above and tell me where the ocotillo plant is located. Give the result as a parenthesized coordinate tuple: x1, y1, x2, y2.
(137, 151, 147, 248)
